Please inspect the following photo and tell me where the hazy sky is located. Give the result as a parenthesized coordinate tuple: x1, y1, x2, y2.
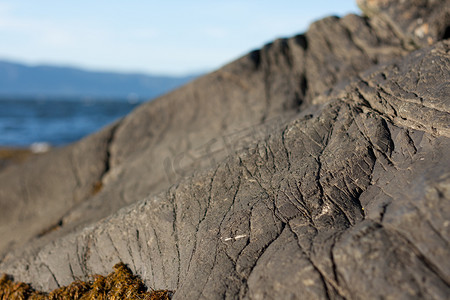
(0, 1, 359, 75)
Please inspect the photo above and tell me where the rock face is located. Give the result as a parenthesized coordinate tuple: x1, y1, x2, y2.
(0, 1, 449, 299)
(357, 0, 450, 47)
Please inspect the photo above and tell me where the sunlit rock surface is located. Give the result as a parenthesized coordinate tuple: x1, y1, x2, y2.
(0, 1, 449, 299)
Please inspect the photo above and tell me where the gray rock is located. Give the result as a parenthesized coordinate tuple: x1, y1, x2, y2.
(0, 126, 115, 254)
(0, 1, 449, 299)
(0, 11, 413, 256)
(357, 0, 450, 48)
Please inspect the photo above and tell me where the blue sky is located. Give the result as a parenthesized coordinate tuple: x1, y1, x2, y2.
(0, 1, 359, 75)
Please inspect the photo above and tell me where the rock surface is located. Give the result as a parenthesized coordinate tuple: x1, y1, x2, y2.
(0, 1, 449, 299)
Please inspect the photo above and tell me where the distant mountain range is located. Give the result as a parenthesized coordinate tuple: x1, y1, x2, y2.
(0, 60, 200, 101)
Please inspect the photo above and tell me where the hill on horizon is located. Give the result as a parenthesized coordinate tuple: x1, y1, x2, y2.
(0, 60, 200, 101)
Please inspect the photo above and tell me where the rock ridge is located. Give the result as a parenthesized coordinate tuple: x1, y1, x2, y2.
(0, 1, 449, 299)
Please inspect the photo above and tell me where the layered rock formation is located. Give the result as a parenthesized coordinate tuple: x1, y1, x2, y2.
(0, 0, 449, 299)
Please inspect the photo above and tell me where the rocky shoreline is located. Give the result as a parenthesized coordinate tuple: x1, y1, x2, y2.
(0, 0, 449, 299)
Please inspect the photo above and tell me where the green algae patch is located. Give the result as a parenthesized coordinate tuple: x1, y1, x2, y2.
(0, 262, 172, 299)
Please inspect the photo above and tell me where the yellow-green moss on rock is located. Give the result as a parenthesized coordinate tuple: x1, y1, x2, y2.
(0, 262, 171, 299)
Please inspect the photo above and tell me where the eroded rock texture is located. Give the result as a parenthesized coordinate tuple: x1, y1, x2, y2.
(0, 1, 449, 299)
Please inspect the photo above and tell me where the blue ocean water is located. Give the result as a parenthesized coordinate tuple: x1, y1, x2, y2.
(0, 98, 143, 147)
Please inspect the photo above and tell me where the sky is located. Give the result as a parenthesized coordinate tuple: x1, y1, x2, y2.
(0, 1, 359, 76)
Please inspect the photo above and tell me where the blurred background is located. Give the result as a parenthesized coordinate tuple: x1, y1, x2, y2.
(0, 0, 358, 148)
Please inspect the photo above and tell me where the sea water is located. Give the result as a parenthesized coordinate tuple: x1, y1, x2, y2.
(0, 98, 143, 147)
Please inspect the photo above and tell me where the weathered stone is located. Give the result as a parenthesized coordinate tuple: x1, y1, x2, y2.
(357, 0, 450, 48)
(0, 125, 116, 254)
(0, 11, 414, 255)
(0, 1, 449, 299)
